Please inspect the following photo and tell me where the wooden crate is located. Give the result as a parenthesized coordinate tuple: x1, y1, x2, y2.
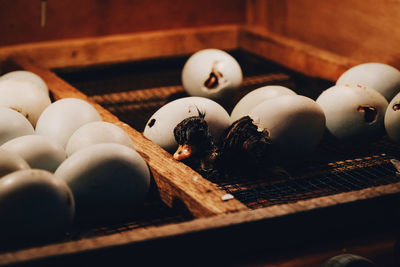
(1, 1, 400, 266)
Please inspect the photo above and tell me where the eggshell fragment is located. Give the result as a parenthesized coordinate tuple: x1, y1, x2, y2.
(55, 143, 150, 224)
(35, 98, 102, 148)
(384, 91, 400, 142)
(249, 95, 325, 159)
(143, 96, 231, 153)
(0, 169, 74, 245)
(0, 70, 49, 95)
(1, 135, 66, 172)
(336, 62, 400, 101)
(0, 148, 30, 178)
(182, 49, 243, 103)
(231, 85, 296, 121)
(66, 121, 134, 156)
(316, 84, 388, 142)
(0, 79, 51, 127)
(0, 106, 34, 145)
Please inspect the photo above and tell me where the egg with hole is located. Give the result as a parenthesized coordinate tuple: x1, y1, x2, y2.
(66, 121, 134, 156)
(249, 94, 325, 159)
(143, 96, 231, 153)
(0, 106, 34, 145)
(55, 143, 150, 224)
(182, 49, 243, 104)
(1, 135, 66, 172)
(35, 98, 102, 148)
(384, 92, 400, 142)
(0, 149, 30, 178)
(336, 62, 400, 101)
(231, 85, 296, 121)
(0, 79, 51, 127)
(0, 169, 74, 246)
(0, 70, 49, 95)
(316, 84, 388, 142)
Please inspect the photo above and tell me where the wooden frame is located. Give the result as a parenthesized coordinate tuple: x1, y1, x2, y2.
(0, 25, 399, 266)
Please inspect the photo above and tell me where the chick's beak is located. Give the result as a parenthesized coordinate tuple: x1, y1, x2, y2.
(173, 144, 193, 161)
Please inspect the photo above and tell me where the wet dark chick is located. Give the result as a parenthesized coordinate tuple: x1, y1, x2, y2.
(173, 114, 274, 180)
(173, 114, 219, 179)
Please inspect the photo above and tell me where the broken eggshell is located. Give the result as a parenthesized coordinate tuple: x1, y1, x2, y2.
(316, 84, 388, 142)
(336, 62, 400, 101)
(143, 96, 231, 153)
(249, 94, 325, 160)
(230, 85, 296, 121)
(181, 49, 243, 103)
(384, 91, 400, 142)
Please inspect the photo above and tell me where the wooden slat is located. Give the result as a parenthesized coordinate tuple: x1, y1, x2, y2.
(0, 25, 238, 71)
(10, 56, 248, 218)
(239, 26, 361, 82)
(1, 181, 399, 266)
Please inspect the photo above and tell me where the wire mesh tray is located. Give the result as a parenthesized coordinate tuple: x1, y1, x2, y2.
(56, 50, 400, 211)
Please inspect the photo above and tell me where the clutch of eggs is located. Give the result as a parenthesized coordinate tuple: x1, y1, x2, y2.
(181, 49, 243, 104)
(0, 70, 151, 232)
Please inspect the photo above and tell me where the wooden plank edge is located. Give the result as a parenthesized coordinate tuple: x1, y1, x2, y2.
(0, 24, 239, 71)
(238, 25, 362, 82)
(10, 56, 248, 218)
(1, 181, 399, 266)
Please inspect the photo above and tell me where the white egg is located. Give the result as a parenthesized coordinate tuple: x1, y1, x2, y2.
(0, 79, 51, 127)
(1, 135, 67, 172)
(0, 149, 30, 178)
(0, 169, 74, 245)
(35, 98, 102, 148)
(143, 96, 231, 153)
(384, 92, 400, 142)
(249, 95, 325, 159)
(231, 85, 296, 121)
(316, 84, 388, 142)
(66, 121, 134, 156)
(0, 106, 34, 145)
(0, 70, 49, 95)
(181, 49, 243, 103)
(336, 62, 400, 101)
(55, 143, 150, 224)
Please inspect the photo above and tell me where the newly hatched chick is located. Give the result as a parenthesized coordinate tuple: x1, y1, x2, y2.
(173, 111, 273, 180)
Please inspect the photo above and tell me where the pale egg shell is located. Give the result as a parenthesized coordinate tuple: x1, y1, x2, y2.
(0, 148, 30, 178)
(0, 79, 51, 127)
(181, 49, 243, 102)
(35, 98, 102, 148)
(316, 84, 388, 142)
(249, 95, 325, 159)
(0, 70, 49, 95)
(0, 169, 74, 245)
(384, 91, 400, 142)
(230, 85, 296, 121)
(1, 135, 67, 172)
(336, 62, 400, 101)
(0, 106, 34, 145)
(66, 121, 134, 156)
(143, 96, 231, 153)
(55, 143, 150, 224)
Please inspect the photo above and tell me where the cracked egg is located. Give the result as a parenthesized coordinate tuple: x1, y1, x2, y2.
(316, 84, 388, 142)
(181, 49, 243, 103)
